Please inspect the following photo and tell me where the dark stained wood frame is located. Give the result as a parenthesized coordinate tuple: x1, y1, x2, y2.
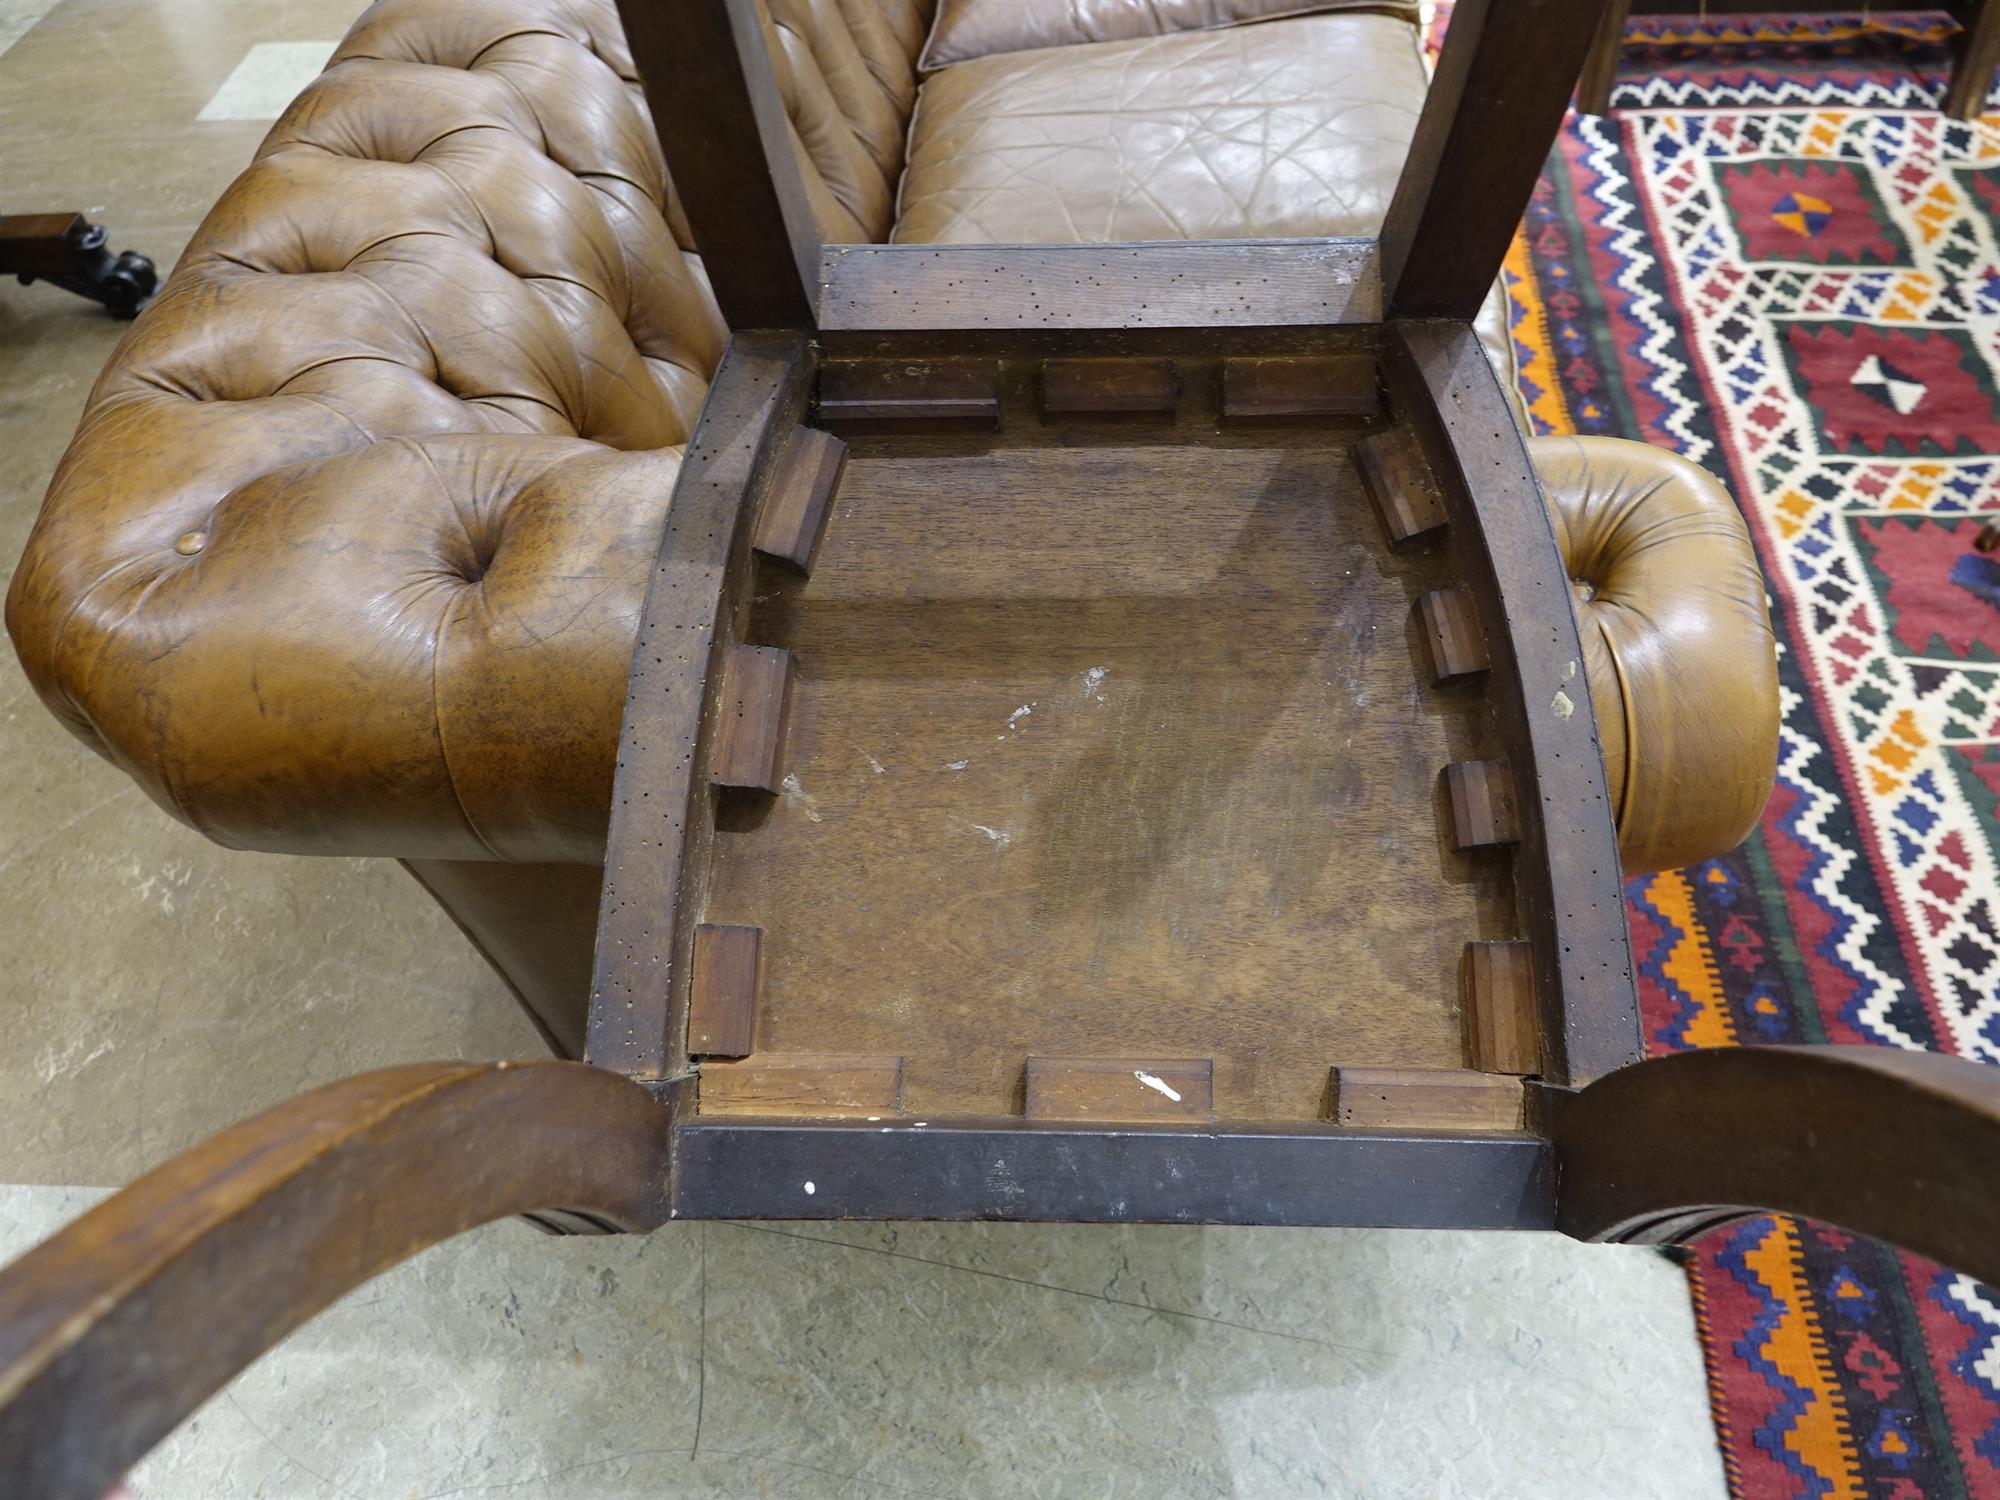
(621, 0, 821, 327)
(1383, 324, 1639, 1086)
(587, 333, 811, 1079)
(9, 4, 1997, 1490)
(1553, 1046, 2000, 1290)
(0, 1062, 669, 1500)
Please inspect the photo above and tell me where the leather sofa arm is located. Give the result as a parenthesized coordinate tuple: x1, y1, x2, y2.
(7, 435, 681, 863)
(1528, 435, 1779, 876)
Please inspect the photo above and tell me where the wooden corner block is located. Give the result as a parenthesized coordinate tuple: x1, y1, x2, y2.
(816, 359, 1000, 431)
(1039, 357, 1179, 419)
(711, 643, 794, 793)
(1323, 1067, 1524, 1131)
(699, 1054, 904, 1118)
(1414, 589, 1490, 685)
(1356, 428, 1447, 545)
(753, 426, 846, 574)
(1463, 940, 1539, 1075)
(1443, 760, 1519, 850)
(1221, 354, 1378, 422)
(1024, 1057, 1214, 1123)
(688, 923, 760, 1058)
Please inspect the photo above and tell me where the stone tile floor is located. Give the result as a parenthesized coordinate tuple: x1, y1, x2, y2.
(0, 2, 1729, 1494)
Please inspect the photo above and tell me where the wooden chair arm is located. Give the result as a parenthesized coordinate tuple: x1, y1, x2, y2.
(1554, 1044, 2000, 1282)
(0, 1060, 671, 1500)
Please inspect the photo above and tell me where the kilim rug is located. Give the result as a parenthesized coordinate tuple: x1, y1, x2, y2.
(1474, 10, 2000, 1497)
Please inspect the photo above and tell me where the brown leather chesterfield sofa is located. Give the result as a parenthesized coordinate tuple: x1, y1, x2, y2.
(5, 0, 1777, 1059)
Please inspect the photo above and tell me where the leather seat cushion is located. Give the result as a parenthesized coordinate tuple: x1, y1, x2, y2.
(918, 0, 1421, 73)
(892, 13, 1427, 245)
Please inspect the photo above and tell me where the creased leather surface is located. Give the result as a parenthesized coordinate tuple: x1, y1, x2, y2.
(6, 0, 936, 863)
(766, 0, 934, 241)
(10, 0, 1742, 885)
(6, 0, 719, 863)
(1533, 435, 1780, 877)
(919, 0, 1420, 72)
(894, 14, 1428, 244)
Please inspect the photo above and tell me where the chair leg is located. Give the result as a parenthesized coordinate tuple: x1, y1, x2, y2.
(0, 1061, 671, 1500)
(1576, 0, 1634, 114)
(1946, 0, 2000, 119)
(402, 858, 603, 1059)
(1553, 1044, 2000, 1288)
(0, 212, 157, 317)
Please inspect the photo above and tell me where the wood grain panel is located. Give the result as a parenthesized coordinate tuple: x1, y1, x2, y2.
(1040, 358, 1179, 419)
(1444, 760, 1520, 849)
(1025, 1057, 1214, 1123)
(1385, 322, 1640, 1085)
(587, 334, 809, 1077)
(712, 644, 795, 793)
(1221, 354, 1378, 422)
(1356, 428, 1447, 545)
(1464, 940, 1539, 1075)
(753, 426, 846, 573)
(1325, 1067, 1524, 1130)
(702, 364, 1515, 1120)
(818, 240, 1382, 331)
(699, 1055, 904, 1117)
(1415, 588, 1489, 685)
(689, 924, 761, 1058)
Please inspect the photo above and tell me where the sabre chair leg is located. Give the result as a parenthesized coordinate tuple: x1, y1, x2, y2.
(1552, 1044, 2000, 1284)
(0, 1060, 672, 1500)
(1576, 0, 1634, 114)
(1946, 0, 2000, 119)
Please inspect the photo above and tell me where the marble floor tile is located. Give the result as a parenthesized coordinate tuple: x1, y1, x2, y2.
(0, 0, 59, 59)
(0, 1188, 1727, 1500)
(0, 0, 541, 1189)
(197, 40, 339, 121)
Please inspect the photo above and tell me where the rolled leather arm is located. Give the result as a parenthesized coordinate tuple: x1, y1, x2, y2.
(7, 433, 680, 864)
(1528, 435, 1779, 876)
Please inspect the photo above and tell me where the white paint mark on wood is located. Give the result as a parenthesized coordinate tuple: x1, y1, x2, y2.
(780, 771, 824, 822)
(863, 751, 888, 775)
(1081, 666, 1109, 701)
(1007, 703, 1034, 730)
(1134, 1070, 1183, 1103)
(942, 760, 969, 772)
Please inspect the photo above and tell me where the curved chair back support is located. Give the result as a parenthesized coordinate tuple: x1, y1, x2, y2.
(1555, 1045, 2000, 1288)
(0, 1061, 671, 1500)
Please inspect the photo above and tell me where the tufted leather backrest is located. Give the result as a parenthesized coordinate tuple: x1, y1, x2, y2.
(766, 0, 935, 241)
(6, 0, 928, 863)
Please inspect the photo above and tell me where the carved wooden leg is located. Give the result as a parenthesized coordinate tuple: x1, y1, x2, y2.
(0, 1061, 670, 1500)
(1553, 1045, 2000, 1285)
(0, 213, 157, 318)
(1575, 0, 1633, 114)
(1946, 0, 2000, 119)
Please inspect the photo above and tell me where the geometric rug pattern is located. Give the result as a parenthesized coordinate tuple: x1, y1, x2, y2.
(1504, 13, 2000, 1497)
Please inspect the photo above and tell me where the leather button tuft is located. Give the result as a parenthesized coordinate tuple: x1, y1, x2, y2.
(174, 530, 208, 556)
